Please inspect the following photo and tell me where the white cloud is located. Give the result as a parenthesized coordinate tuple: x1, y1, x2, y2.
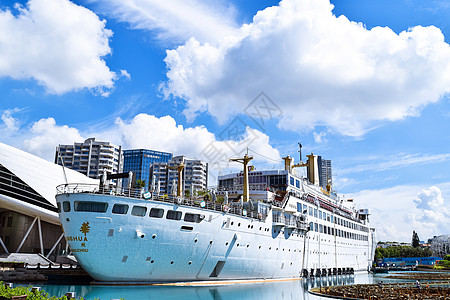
(119, 69, 131, 80)
(351, 184, 450, 242)
(161, 0, 450, 136)
(101, 113, 280, 165)
(410, 186, 450, 237)
(313, 131, 327, 143)
(0, 0, 117, 94)
(3, 113, 280, 176)
(339, 153, 450, 175)
(88, 0, 238, 44)
(1, 108, 21, 132)
(23, 118, 84, 160)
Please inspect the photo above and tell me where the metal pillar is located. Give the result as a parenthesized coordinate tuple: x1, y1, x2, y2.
(46, 233, 64, 258)
(37, 217, 44, 255)
(0, 236, 8, 253)
(16, 216, 38, 252)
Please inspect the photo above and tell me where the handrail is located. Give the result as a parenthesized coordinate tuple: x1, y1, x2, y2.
(57, 183, 268, 221)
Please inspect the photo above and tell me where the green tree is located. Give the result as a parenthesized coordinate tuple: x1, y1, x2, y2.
(136, 179, 146, 188)
(412, 231, 420, 248)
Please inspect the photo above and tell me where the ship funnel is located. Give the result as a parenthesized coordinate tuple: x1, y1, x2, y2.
(306, 153, 320, 186)
(282, 155, 294, 173)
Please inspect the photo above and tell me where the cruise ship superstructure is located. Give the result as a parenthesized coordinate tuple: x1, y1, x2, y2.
(56, 150, 376, 282)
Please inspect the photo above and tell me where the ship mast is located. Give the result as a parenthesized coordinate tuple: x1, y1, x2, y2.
(230, 150, 253, 202)
(282, 143, 308, 173)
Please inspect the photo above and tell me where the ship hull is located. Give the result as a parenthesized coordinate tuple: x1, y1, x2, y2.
(57, 192, 372, 282)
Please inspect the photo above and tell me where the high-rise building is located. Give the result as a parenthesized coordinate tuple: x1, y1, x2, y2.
(55, 138, 123, 179)
(122, 149, 172, 188)
(317, 156, 332, 189)
(151, 155, 208, 195)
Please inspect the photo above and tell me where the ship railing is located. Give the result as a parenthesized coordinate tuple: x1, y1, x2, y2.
(272, 214, 285, 226)
(56, 183, 268, 221)
(285, 217, 297, 228)
(217, 184, 277, 192)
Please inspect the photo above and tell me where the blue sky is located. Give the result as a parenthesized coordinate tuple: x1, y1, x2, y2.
(1, 0, 450, 242)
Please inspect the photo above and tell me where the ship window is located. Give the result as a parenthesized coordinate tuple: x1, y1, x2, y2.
(319, 211, 322, 219)
(184, 213, 203, 223)
(314, 209, 317, 218)
(308, 207, 313, 216)
(57, 202, 61, 213)
(63, 201, 71, 212)
(296, 180, 300, 188)
(131, 206, 147, 217)
(74, 201, 107, 212)
(150, 208, 164, 218)
(309, 222, 313, 231)
(314, 223, 318, 232)
(167, 210, 182, 220)
(319, 224, 323, 233)
(290, 177, 295, 186)
(112, 204, 129, 215)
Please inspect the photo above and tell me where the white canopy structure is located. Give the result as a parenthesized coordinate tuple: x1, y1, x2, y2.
(0, 142, 98, 255)
(0, 142, 98, 224)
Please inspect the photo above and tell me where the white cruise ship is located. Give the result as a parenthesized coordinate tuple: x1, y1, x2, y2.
(56, 151, 376, 282)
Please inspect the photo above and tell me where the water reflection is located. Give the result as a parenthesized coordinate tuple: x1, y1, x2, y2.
(37, 274, 379, 300)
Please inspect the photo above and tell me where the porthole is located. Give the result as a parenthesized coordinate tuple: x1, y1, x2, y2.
(188, 261, 192, 265)
(238, 223, 241, 227)
(247, 245, 249, 248)
(170, 261, 174, 264)
(231, 221, 234, 225)
(151, 260, 154, 263)
(226, 242, 229, 246)
(152, 234, 157, 239)
(194, 238, 198, 243)
(237, 243, 240, 247)
(259, 246, 261, 249)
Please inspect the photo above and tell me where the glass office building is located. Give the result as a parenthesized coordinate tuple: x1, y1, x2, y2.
(123, 149, 172, 188)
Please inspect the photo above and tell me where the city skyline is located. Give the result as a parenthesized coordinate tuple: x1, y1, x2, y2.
(1, 0, 450, 242)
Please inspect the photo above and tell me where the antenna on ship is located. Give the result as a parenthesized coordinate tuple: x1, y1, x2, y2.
(57, 145, 69, 186)
(298, 142, 303, 163)
(229, 148, 253, 202)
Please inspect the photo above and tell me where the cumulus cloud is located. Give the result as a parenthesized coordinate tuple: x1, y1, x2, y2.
(351, 184, 450, 242)
(101, 113, 280, 165)
(1, 108, 21, 132)
(410, 186, 450, 236)
(88, 0, 238, 43)
(0, 0, 117, 94)
(5, 113, 280, 172)
(23, 118, 84, 160)
(161, 0, 450, 136)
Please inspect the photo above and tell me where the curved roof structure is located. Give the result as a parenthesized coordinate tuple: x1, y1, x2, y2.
(0, 142, 98, 224)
